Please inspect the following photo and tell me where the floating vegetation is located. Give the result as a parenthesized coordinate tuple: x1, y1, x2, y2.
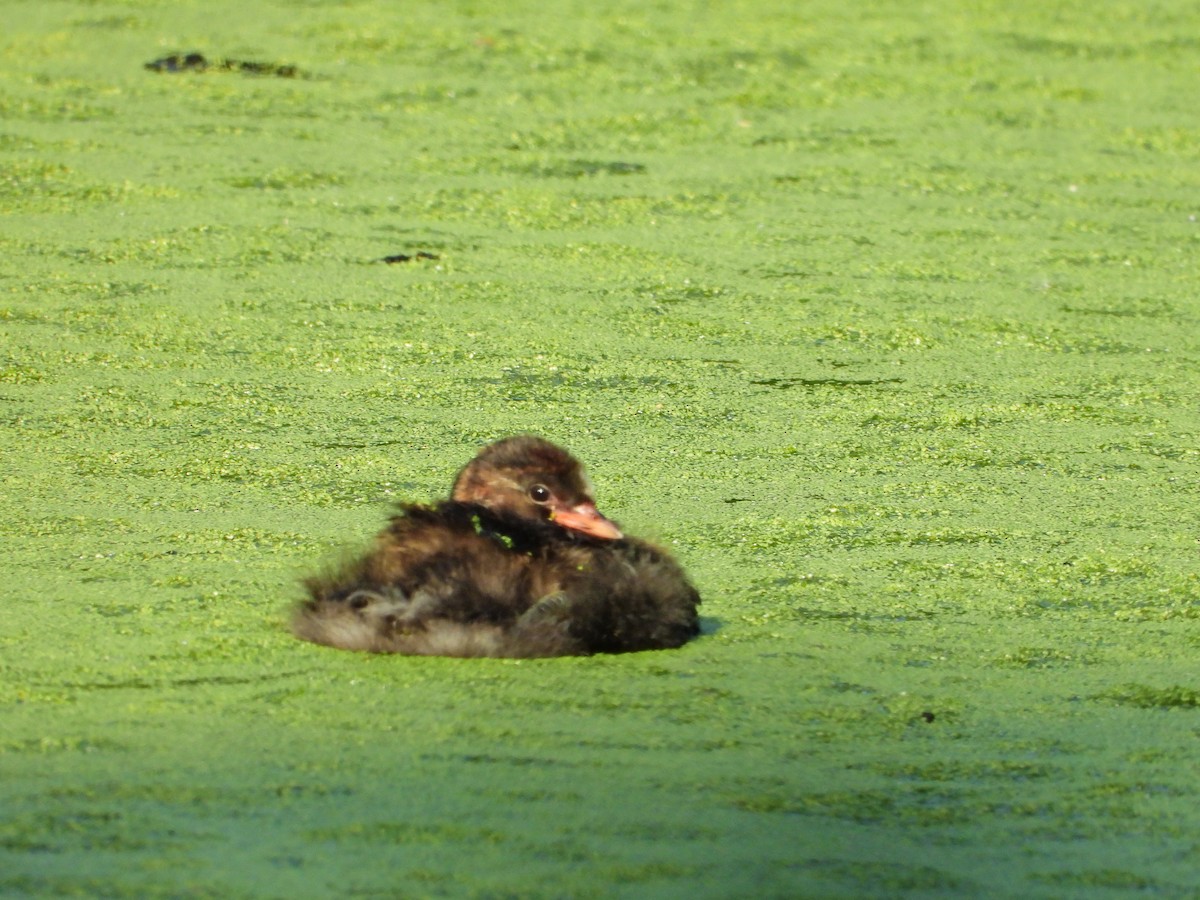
(1096, 684, 1200, 710)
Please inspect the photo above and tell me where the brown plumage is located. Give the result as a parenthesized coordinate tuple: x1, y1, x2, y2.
(293, 436, 701, 657)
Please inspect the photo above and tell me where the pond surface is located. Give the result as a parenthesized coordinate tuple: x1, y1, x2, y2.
(2, 1, 1198, 896)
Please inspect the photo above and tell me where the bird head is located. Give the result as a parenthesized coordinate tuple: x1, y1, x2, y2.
(451, 436, 623, 540)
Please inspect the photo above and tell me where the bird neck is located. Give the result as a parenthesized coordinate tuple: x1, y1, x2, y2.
(446, 501, 575, 553)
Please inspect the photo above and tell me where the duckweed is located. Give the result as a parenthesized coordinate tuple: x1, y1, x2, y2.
(3, 0, 1198, 897)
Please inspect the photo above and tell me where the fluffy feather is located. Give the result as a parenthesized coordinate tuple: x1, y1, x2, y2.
(293, 437, 700, 658)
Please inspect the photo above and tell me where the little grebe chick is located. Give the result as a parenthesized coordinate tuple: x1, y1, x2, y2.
(293, 435, 701, 657)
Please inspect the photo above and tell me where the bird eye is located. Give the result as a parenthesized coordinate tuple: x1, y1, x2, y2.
(529, 484, 551, 503)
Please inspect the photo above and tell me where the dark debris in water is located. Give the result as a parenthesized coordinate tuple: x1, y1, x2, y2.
(525, 159, 647, 178)
(381, 252, 440, 264)
(145, 53, 301, 78)
(751, 376, 905, 389)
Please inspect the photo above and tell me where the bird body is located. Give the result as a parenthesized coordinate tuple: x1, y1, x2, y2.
(293, 437, 700, 658)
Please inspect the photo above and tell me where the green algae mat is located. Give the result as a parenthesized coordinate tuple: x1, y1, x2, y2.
(3, 1, 1199, 897)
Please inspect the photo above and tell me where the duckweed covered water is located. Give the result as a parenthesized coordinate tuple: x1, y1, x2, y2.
(3, 1, 1198, 897)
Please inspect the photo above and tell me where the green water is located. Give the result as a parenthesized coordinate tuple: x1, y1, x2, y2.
(3, 1, 1198, 896)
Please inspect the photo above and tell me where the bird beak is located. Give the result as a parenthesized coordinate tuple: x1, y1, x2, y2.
(550, 502, 623, 540)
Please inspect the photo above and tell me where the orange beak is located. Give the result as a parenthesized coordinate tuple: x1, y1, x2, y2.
(550, 501, 623, 540)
